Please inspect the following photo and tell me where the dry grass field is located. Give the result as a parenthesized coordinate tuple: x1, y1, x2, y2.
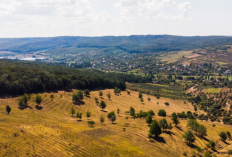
(0, 89, 232, 157)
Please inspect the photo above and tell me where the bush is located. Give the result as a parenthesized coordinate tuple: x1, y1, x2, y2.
(202, 152, 212, 157)
(219, 131, 227, 141)
(107, 111, 116, 123)
(139, 92, 143, 98)
(164, 102, 169, 106)
(130, 107, 135, 116)
(127, 91, 130, 95)
(87, 121, 95, 127)
(158, 109, 166, 117)
(148, 110, 155, 116)
(84, 89, 90, 95)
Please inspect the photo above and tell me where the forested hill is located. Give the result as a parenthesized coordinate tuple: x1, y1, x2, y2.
(0, 60, 152, 96)
(1, 35, 232, 54)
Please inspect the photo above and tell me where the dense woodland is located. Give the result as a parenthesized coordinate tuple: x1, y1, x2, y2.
(0, 60, 153, 96)
(1, 35, 232, 54)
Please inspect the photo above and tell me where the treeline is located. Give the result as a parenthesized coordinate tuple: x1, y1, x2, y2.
(1, 35, 232, 54)
(0, 60, 129, 96)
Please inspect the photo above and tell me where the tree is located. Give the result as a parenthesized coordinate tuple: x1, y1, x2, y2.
(117, 108, 120, 114)
(72, 93, 79, 103)
(99, 101, 106, 111)
(22, 94, 28, 105)
(140, 98, 144, 102)
(99, 90, 103, 97)
(18, 98, 24, 107)
(209, 141, 215, 149)
(159, 118, 168, 131)
(6, 105, 11, 114)
(87, 121, 95, 127)
(148, 97, 151, 101)
(226, 131, 231, 139)
(146, 114, 152, 126)
(84, 89, 90, 95)
(127, 91, 130, 95)
(77, 90, 83, 100)
(148, 110, 155, 116)
(171, 112, 179, 126)
(100, 115, 105, 124)
(139, 92, 142, 98)
(107, 111, 116, 124)
(107, 92, 111, 99)
(133, 114, 137, 120)
(219, 131, 227, 141)
(198, 125, 207, 136)
(69, 106, 76, 117)
(202, 152, 212, 157)
(114, 86, 121, 95)
(158, 109, 166, 117)
(149, 120, 161, 137)
(35, 94, 42, 106)
(168, 122, 173, 130)
(182, 130, 195, 145)
(76, 112, 82, 120)
(194, 105, 197, 111)
(86, 111, 91, 119)
(130, 107, 135, 116)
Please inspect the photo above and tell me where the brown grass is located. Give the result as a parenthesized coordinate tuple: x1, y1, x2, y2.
(0, 89, 232, 156)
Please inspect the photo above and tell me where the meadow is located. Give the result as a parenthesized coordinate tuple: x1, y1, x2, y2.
(0, 89, 232, 156)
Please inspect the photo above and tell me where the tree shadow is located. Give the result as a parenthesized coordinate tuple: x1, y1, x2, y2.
(73, 101, 85, 106)
(77, 120, 82, 122)
(165, 131, 175, 135)
(153, 136, 166, 143)
(85, 95, 91, 98)
(18, 105, 32, 110)
(196, 134, 209, 142)
(64, 89, 73, 92)
(101, 110, 108, 113)
(185, 143, 197, 148)
(35, 105, 43, 110)
(222, 140, 229, 145)
(212, 148, 219, 153)
(176, 126, 183, 131)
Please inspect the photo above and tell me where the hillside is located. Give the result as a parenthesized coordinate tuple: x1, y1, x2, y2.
(1, 89, 232, 156)
(1, 35, 232, 54)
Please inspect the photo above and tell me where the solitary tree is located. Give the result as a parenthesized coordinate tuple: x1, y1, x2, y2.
(149, 120, 161, 137)
(146, 114, 152, 126)
(87, 121, 95, 127)
(35, 94, 42, 106)
(171, 112, 179, 126)
(159, 118, 168, 131)
(100, 115, 105, 124)
(72, 93, 79, 103)
(6, 105, 11, 114)
(198, 125, 207, 137)
(99, 101, 106, 111)
(69, 106, 76, 117)
(117, 108, 120, 114)
(130, 107, 135, 116)
(158, 109, 166, 117)
(148, 110, 155, 116)
(107, 92, 111, 99)
(76, 112, 82, 120)
(182, 130, 195, 145)
(226, 131, 231, 140)
(168, 122, 173, 131)
(219, 131, 227, 141)
(99, 90, 103, 97)
(86, 111, 91, 119)
(107, 111, 116, 124)
(139, 92, 143, 98)
(84, 89, 90, 96)
(209, 141, 215, 149)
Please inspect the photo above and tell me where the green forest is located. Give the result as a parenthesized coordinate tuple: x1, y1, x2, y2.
(0, 60, 152, 96)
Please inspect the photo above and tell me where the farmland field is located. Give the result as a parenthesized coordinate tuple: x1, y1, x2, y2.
(204, 88, 222, 93)
(0, 89, 232, 157)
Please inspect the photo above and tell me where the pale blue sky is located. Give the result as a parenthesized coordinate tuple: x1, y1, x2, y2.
(0, 0, 231, 37)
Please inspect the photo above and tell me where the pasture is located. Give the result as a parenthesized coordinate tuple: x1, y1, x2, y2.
(0, 89, 231, 156)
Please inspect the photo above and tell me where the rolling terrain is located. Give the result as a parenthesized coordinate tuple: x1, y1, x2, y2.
(1, 89, 232, 156)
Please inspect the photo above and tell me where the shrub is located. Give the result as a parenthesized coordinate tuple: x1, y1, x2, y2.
(127, 91, 130, 95)
(149, 120, 161, 137)
(99, 101, 106, 110)
(164, 102, 169, 106)
(84, 89, 90, 95)
(100, 115, 105, 124)
(107, 111, 116, 123)
(158, 109, 166, 117)
(148, 110, 155, 116)
(130, 107, 135, 116)
(219, 131, 227, 141)
(6, 105, 11, 114)
(87, 121, 95, 127)
(139, 92, 143, 98)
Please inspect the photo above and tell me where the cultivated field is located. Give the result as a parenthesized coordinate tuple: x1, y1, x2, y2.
(204, 88, 222, 94)
(0, 89, 232, 156)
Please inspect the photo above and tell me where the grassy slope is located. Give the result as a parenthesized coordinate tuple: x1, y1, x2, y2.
(0, 90, 231, 157)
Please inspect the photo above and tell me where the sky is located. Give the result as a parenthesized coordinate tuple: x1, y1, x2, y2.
(0, 0, 232, 37)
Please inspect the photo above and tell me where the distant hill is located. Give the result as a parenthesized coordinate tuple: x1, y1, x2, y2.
(1, 35, 232, 54)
